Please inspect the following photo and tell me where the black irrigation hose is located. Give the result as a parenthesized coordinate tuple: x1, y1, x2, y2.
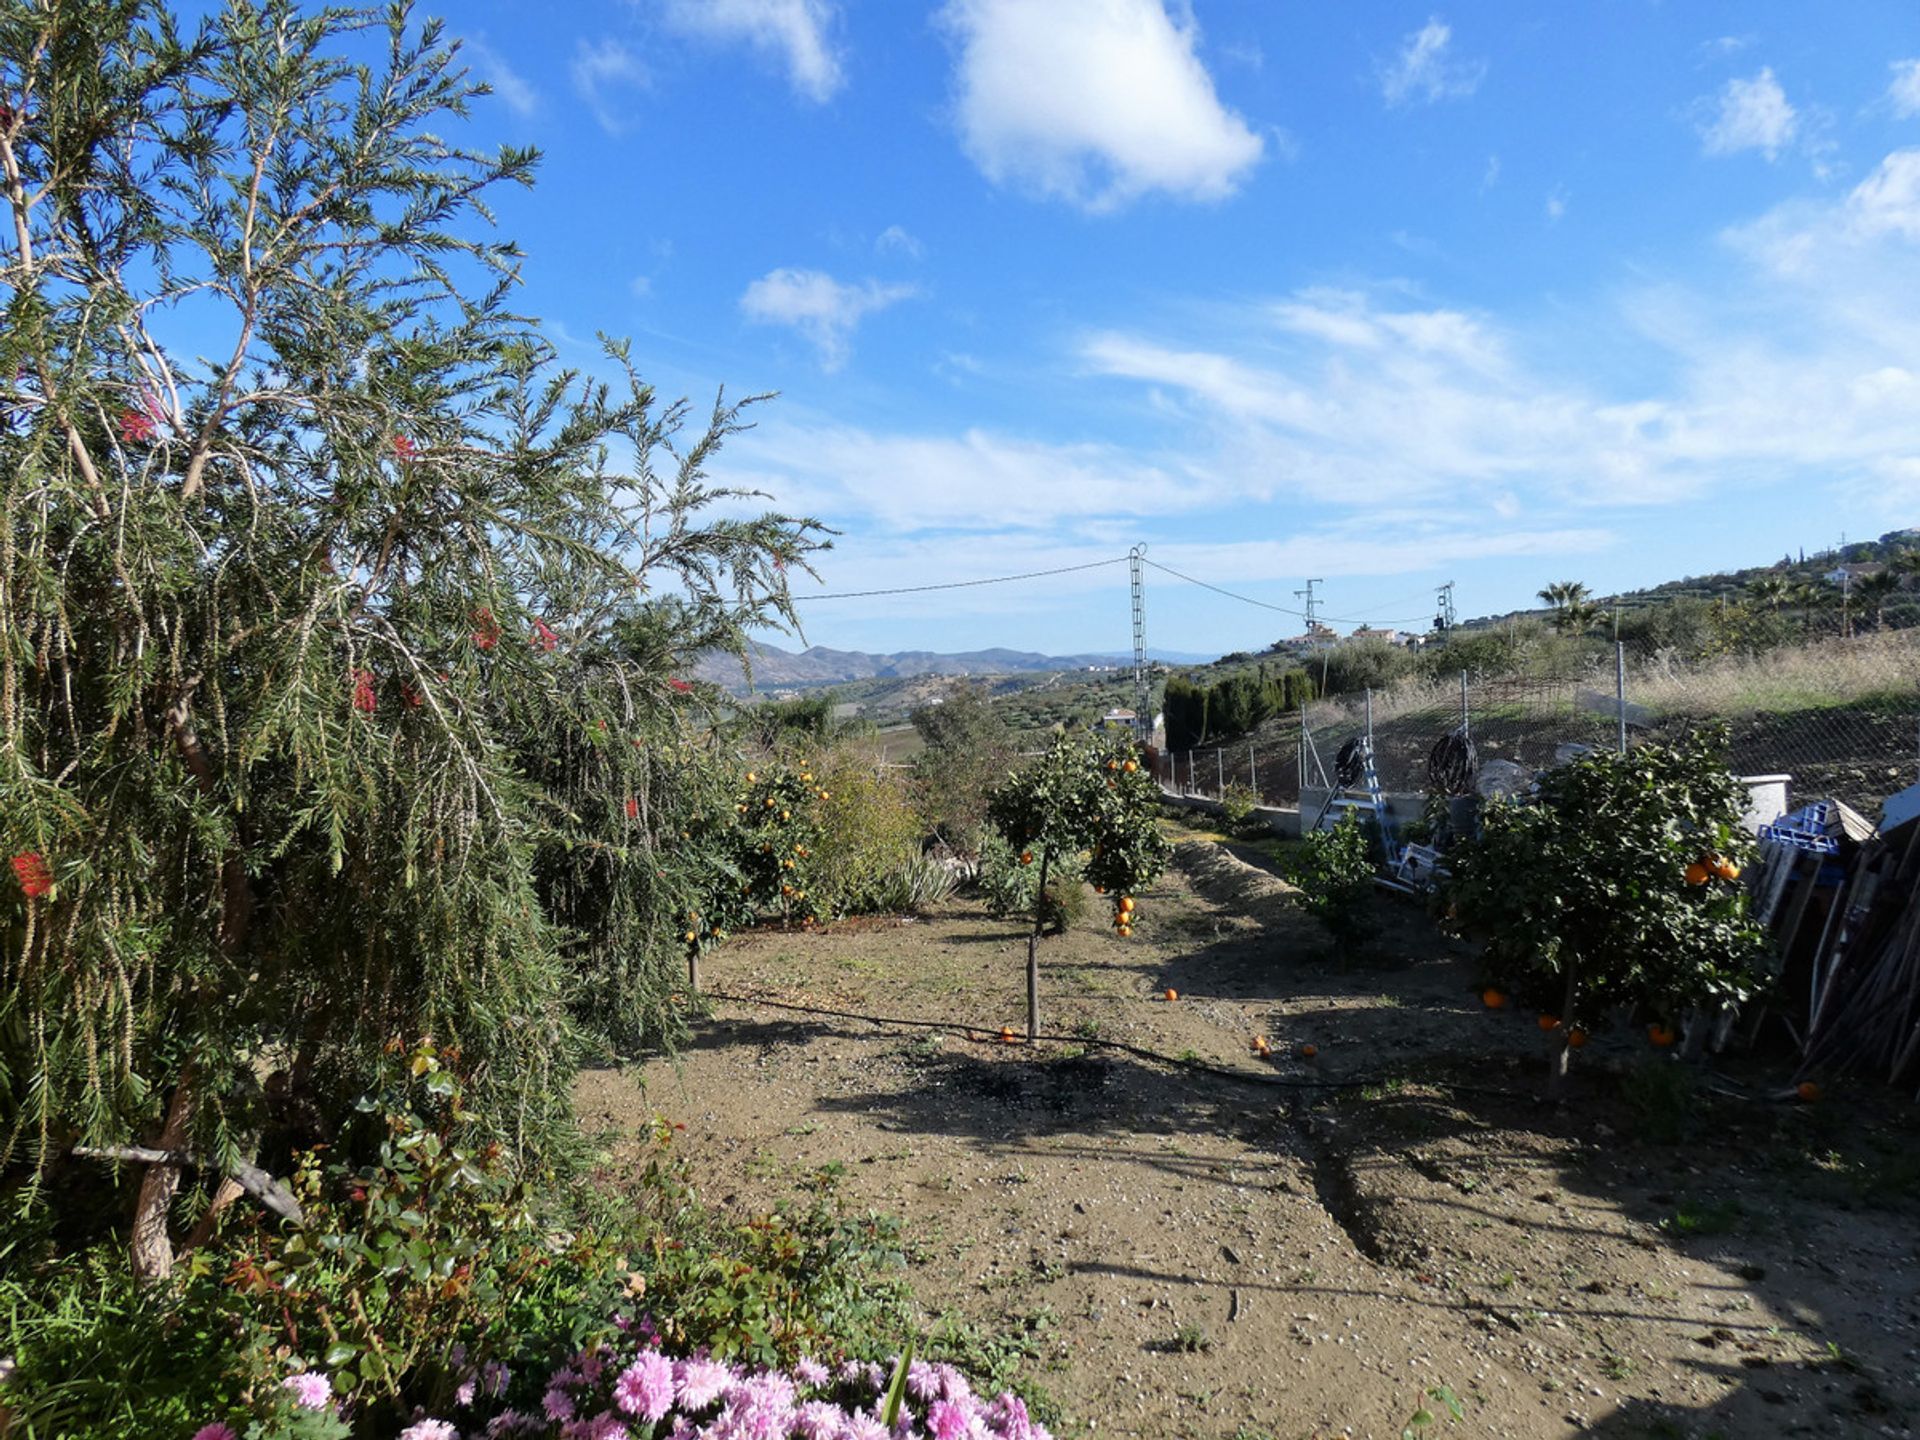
(700, 989, 1528, 1100)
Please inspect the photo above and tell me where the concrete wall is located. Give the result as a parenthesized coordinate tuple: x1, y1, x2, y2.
(1160, 789, 1302, 838)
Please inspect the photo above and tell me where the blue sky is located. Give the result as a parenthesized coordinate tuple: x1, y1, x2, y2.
(441, 0, 1920, 658)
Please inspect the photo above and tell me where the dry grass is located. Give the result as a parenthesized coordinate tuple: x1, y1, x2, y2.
(1629, 631, 1920, 718)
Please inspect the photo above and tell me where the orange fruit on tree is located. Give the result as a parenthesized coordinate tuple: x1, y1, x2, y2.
(1482, 988, 1507, 1009)
(1713, 856, 1742, 881)
(1647, 1023, 1677, 1047)
(1118, 897, 1135, 914)
(1124, 759, 1138, 773)
(683, 931, 696, 943)
(1107, 759, 1119, 771)
(1566, 1028, 1589, 1048)
(1537, 1014, 1561, 1031)
(1019, 851, 1033, 866)
(1117, 925, 1132, 938)
(1796, 1080, 1821, 1102)
(1684, 861, 1711, 886)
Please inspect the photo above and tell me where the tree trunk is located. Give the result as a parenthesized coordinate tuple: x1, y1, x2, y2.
(1545, 962, 1578, 1100)
(1027, 849, 1050, 1040)
(130, 1067, 194, 1281)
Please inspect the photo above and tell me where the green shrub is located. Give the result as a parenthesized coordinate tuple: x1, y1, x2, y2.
(805, 746, 924, 915)
(1220, 782, 1262, 835)
(1291, 812, 1378, 955)
(976, 830, 1087, 932)
(908, 684, 1016, 853)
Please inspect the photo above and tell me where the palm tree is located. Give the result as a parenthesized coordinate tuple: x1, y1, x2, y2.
(1746, 575, 1791, 611)
(1537, 580, 1592, 611)
(1853, 570, 1901, 631)
(1788, 580, 1832, 636)
(1550, 599, 1605, 635)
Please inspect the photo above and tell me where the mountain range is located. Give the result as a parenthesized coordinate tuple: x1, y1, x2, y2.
(694, 641, 1211, 692)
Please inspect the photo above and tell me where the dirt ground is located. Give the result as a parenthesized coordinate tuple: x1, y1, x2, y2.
(577, 837, 1920, 1440)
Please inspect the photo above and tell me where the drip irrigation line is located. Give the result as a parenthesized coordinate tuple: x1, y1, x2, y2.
(699, 989, 1527, 1099)
(792, 556, 1126, 601)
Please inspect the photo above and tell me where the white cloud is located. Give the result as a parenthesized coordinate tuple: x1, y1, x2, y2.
(876, 224, 924, 259)
(1890, 59, 1920, 119)
(739, 268, 916, 370)
(1847, 149, 1920, 241)
(1699, 67, 1797, 159)
(658, 0, 843, 103)
(1545, 186, 1568, 222)
(465, 38, 538, 116)
(572, 41, 647, 134)
(937, 0, 1264, 211)
(1481, 153, 1501, 191)
(1380, 17, 1486, 107)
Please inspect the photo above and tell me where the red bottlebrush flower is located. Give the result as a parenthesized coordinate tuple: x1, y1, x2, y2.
(350, 669, 377, 713)
(531, 620, 558, 653)
(667, 677, 693, 693)
(624, 796, 640, 820)
(402, 685, 424, 709)
(471, 606, 500, 651)
(391, 434, 416, 462)
(11, 851, 52, 898)
(118, 409, 156, 443)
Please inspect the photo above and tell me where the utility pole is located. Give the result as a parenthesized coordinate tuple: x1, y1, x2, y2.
(1434, 580, 1456, 635)
(1294, 578, 1323, 641)
(1128, 545, 1151, 745)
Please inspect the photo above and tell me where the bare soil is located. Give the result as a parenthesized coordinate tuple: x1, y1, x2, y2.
(578, 839, 1920, 1440)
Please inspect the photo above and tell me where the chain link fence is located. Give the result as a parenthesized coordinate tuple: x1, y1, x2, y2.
(1159, 630, 1920, 821)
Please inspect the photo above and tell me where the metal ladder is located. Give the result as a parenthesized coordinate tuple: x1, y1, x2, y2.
(1315, 735, 1402, 870)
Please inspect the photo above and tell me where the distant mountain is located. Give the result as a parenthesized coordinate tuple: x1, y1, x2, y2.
(695, 641, 1212, 692)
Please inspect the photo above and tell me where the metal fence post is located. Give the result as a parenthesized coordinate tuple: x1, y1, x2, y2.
(1459, 669, 1470, 742)
(1216, 748, 1224, 795)
(1616, 641, 1628, 755)
(1364, 686, 1374, 753)
(1249, 739, 1258, 796)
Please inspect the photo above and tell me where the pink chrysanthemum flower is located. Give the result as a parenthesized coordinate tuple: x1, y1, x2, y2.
(486, 1411, 535, 1437)
(906, 1360, 942, 1403)
(863, 1362, 888, 1393)
(191, 1426, 238, 1440)
(614, 1351, 675, 1422)
(934, 1365, 971, 1403)
(794, 1399, 844, 1439)
(398, 1421, 458, 1440)
(675, 1356, 731, 1410)
(484, 1361, 511, 1397)
(282, 1372, 332, 1409)
(928, 1397, 987, 1440)
(543, 1386, 576, 1421)
(835, 1359, 867, 1386)
(794, 1357, 830, 1388)
(582, 1413, 631, 1440)
(837, 1410, 891, 1440)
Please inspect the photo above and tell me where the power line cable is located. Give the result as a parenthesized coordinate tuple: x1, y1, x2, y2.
(1141, 558, 1427, 629)
(791, 555, 1126, 602)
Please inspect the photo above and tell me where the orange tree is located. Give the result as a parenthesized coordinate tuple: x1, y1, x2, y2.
(987, 729, 1169, 1037)
(1442, 727, 1769, 1094)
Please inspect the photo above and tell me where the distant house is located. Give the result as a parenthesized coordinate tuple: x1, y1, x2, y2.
(1824, 562, 1885, 586)
(1350, 625, 1400, 644)
(1101, 708, 1137, 729)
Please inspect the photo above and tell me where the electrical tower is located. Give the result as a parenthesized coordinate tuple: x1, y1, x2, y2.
(1435, 580, 1456, 634)
(1294, 578, 1323, 637)
(1128, 546, 1151, 745)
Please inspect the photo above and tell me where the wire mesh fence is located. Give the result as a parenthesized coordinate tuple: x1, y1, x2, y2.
(1159, 630, 1920, 821)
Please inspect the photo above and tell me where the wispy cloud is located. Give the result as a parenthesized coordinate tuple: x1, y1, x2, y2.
(1545, 185, 1568, 223)
(1379, 16, 1486, 107)
(936, 0, 1264, 212)
(572, 41, 647, 135)
(875, 224, 924, 259)
(657, 0, 844, 103)
(1698, 67, 1797, 159)
(465, 37, 539, 116)
(1890, 58, 1920, 119)
(739, 268, 916, 370)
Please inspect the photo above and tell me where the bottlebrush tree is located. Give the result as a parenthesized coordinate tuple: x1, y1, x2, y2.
(0, 0, 826, 1276)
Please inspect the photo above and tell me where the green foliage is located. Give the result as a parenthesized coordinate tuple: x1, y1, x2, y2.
(908, 683, 1016, 852)
(1219, 781, 1262, 835)
(0, 0, 828, 1274)
(1162, 666, 1310, 749)
(985, 731, 1169, 935)
(974, 831, 1086, 933)
(1619, 1059, 1697, 1144)
(1290, 812, 1378, 955)
(1443, 727, 1769, 1050)
(866, 853, 961, 914)
(741, 691, 838, 746)
(681, 761, 830, 946)
(803, 746, 924, 916)
(1314, 637, 1413, 697)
